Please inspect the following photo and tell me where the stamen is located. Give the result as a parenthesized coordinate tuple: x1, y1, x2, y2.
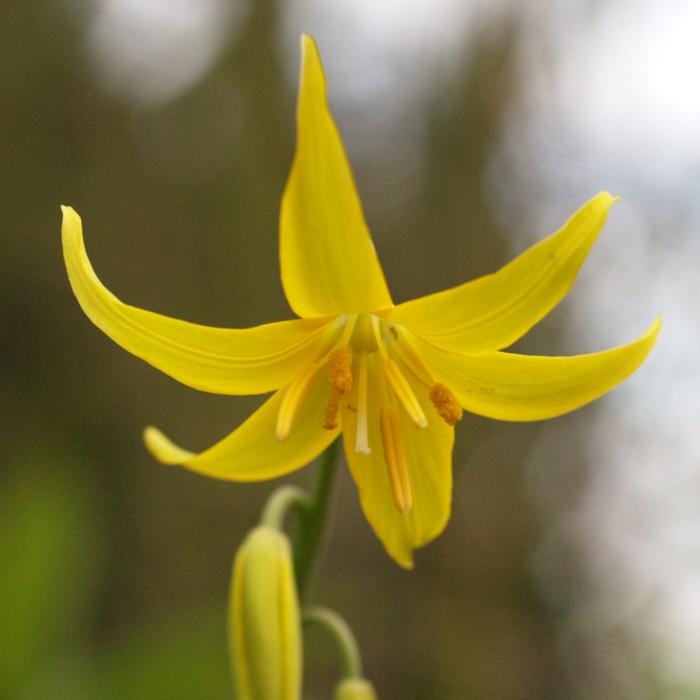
(276, 365, 319, 440)
(380, 405, 413, 513)
(323, 346, 353, 430)
(328, 346, 353, 392)
(323, 389, 342, 430)
(429, 383, 463, 426)
(384, 359, 428, 428)
(354, 352, 371, 455)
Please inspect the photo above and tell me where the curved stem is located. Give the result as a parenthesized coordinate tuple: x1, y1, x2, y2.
(303, 606, 363, 679)
(260, 485, 309, 530)
(292, 437, 340, 599)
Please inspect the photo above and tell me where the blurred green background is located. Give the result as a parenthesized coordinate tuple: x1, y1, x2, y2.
(2, 1, 697, 698)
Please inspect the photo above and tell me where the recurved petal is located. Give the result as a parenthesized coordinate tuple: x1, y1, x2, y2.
(341, 356, 453, 568)
(279, 35, 393, 318)
(413, 319, 661, 421)
(62, 206, 342, 395)
(387, 193, 618, 353)
(144, 367, 339, 480)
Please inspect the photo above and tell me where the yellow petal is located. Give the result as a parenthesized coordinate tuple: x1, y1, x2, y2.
(62, 206, 342, 395)
(144, 366, 339, 480)
(412, 319, 661, 421)
(387, 193, 617, 353)
(279, 35, 393, 318)
(341, 355, 453, 567)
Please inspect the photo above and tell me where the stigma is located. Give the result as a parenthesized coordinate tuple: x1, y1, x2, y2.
(355, 352, 371, 455)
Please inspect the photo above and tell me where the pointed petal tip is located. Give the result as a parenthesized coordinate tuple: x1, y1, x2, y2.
(281, 32, 393, 315)
(61, 206, 84, 256)
(395, 551, 415, 570)
(631, 316, 662, 363)
(646, 316, 663, 341)
(60, 204, 80, 229)
(300, 34, 319, 65)
(143, 426, 194, 466)
(299, 34, 324, 90)
(300, 33, 320, 55)
(592, 191, 619, 208)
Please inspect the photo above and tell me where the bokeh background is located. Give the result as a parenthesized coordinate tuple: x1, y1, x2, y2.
(2, 1, 697, 698)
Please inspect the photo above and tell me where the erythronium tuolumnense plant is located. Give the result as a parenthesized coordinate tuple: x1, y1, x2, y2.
(62, 35, 660, 567)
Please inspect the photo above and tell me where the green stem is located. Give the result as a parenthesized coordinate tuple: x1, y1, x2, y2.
(303, 606, 363, 679)
(260, 485, 308, 530)
(292, 437, 340, 599)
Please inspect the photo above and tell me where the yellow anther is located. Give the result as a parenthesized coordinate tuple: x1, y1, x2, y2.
(429, 383, 463, 426)
(323, 389, 343, 430)
(276, 365, 319, 441)
(323, 346, 353, 430)
(328, 346, 353, 392)
(379, 405, 413, 514)
(384, 359, 427, 428)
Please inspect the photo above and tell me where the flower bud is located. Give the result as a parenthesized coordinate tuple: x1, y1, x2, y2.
(229, 526, 301, 700)
(333, 678, 378, 700)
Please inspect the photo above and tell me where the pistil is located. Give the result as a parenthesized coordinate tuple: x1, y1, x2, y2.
(355, 352, 371, 455)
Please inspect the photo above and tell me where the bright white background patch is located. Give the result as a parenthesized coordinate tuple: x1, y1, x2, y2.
(87, 0, 246, 105)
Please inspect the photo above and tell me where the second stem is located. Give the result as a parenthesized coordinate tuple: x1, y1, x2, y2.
(292, 437, 340, 600)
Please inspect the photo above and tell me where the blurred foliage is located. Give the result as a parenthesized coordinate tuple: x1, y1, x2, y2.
(0, 453, 101, 698)
(0, 454, 229, 699)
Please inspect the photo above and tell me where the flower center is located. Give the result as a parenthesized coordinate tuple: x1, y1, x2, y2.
(349, 313, 377, 353)
(275, 314, 463, 515)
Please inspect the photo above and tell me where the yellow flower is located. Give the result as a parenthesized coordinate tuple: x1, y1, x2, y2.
(230, 526, 301, 700)
(61, 35, 660, 567)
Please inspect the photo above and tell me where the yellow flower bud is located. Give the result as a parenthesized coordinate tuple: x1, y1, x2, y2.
(333, 678, 378, 700)
(229, 526, 302, 700)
